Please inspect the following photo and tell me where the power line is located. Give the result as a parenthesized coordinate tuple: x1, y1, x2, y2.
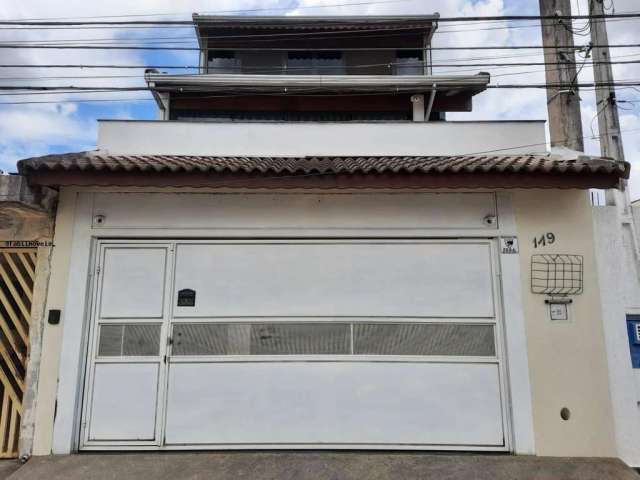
(438, 60, 640, 78)
(486, 82, 640, 89)
(0, 52, 558, 71)
(2, 1, 637, 23)
(0, 85, 638, 152)
(0, 16, 637, 39)
(0, 82, 638, 104)
(0, 43, 639, 51)
(1, 58, 640, 80)
(436, 15, 636, 33)
(0, 14, 637, 40)
(9, 14, 636, 31)
(0, 46, 568, 53)
(186, 130, 606, 186)
(0, 53, 566, 70)
(0, 64, 199, 70)
(0, 24, 513, 44)
(0, 97, 154, 105)
(0, 0, 418, 22)
(0, 81, 639, 96)
(2, 47, 631, 69)
(2, 12, 640, 26)
(0, 48, 637, 84)
(0, 63, 607, 83)
(0, 15, 634, 40)
(454, 128, 640, 156)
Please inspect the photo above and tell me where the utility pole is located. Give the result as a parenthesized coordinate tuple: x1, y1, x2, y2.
(589, 0, 628, 206)
(539, 0, 585, 152)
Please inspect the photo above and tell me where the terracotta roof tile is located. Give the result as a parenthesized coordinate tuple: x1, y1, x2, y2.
(17, 151, 630, 180)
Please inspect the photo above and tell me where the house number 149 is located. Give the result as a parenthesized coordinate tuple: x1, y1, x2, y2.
(533, 233, 556, 248)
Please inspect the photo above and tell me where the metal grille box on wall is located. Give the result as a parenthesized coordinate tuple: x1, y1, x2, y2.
(531, 254, 584, 295)
(0, 249, 36, 458)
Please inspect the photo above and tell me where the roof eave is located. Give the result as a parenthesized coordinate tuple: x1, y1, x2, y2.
(192, 14, 441, 25)
(191, 14, 439, 41)
(17, 151, 630, 191)
(145, 73, 491, 95)
(22, 170, 627, 191)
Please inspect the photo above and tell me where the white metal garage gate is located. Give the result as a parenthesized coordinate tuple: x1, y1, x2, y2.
(80, 239, 509, 451)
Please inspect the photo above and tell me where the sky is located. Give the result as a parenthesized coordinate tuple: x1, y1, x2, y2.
(0, 0, 639, 198)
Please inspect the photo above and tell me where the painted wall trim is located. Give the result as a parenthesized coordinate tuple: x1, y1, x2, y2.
(496, 192, 536, 455)
(51, 193, 95, 454)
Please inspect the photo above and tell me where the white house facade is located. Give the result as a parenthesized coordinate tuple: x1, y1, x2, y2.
(7, 15, 633, 462)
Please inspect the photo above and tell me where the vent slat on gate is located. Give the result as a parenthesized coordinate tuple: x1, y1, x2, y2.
(0, 249, 36, 458)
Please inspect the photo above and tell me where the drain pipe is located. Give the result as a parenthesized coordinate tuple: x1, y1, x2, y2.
(425, 84, 437, 122)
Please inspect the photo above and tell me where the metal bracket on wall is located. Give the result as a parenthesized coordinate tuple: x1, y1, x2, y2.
(544, 297, 573, 305)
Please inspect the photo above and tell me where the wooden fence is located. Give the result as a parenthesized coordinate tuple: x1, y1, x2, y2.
(0, 249, 36, 458)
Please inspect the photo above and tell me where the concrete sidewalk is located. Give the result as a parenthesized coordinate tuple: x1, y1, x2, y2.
(0, 462, 19, 480)
(5, 453, 640, 480)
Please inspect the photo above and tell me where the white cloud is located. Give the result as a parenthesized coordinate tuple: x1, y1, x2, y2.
(0, 107, 89, 141)
(0, 104, 95, 172)
(0, 0, 283, 171)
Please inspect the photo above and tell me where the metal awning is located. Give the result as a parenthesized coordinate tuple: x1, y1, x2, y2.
(145, 73, 490, 110)
(146, 73, 489, 92)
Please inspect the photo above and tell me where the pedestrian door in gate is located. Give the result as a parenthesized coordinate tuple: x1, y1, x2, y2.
(81, 244, 171, 445)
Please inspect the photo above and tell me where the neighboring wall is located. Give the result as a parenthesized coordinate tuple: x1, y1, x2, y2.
(512, 189, 616, 457)
(593, 203, 640, 467)
(0, 175, 55, 241)
(0, 175, 57, 460)
(31, 190, 76, 456)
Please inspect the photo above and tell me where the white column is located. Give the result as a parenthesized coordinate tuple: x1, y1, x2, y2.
(411, 94, 425, 122)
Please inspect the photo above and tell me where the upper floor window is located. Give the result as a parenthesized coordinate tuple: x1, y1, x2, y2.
(394, 50, 424, 75)
(287, 51, 345, 75)
(207, 50, 241, 73)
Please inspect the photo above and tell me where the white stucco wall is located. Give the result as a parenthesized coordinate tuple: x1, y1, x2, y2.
(593, 205, 640, 467)
(32, 189, 77, 455)
(97, 120, 546, 156)
(29, 187, 617, 459)
(512, 190, 616, 458)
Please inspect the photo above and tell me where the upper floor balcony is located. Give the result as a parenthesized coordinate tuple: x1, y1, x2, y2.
(193, 15, 439, 76)
(143, 15, 489, 123)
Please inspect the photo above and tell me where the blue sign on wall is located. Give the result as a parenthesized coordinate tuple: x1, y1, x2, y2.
(627, 315, 640, 369)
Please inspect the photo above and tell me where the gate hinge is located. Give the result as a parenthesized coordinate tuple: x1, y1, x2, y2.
(96, 265, 101, 275)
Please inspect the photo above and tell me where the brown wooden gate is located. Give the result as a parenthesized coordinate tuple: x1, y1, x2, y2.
(0, 249, 36, 458)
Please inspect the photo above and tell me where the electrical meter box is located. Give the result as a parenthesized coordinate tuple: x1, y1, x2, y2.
(627, 315, 640, 369)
